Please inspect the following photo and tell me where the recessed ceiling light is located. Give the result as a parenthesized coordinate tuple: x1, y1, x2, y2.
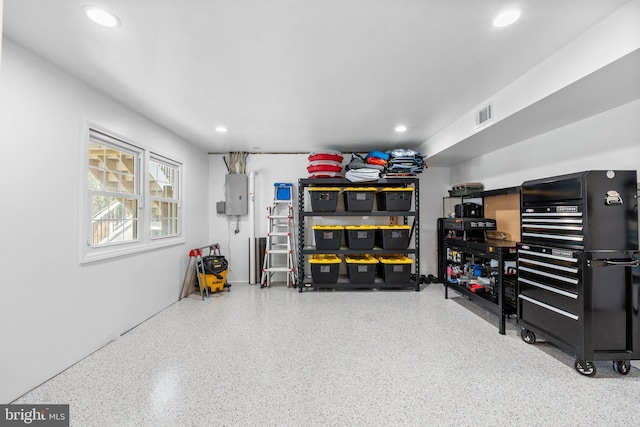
(394, 125, 408, 133)
(82, 6, 121, 28)
(493, 10, 521, 27)
(215, 126, 228, 133)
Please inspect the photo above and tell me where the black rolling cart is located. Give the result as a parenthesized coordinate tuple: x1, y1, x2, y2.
(297, 177, 420, 291)
(517, 170, 640, 376)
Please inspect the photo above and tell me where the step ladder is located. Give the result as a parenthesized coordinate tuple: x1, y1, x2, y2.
(261, 183, 297, 288)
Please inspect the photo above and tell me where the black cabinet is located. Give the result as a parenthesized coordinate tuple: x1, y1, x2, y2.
(517, 170, 640, 376)
(297, 178, 420, 291)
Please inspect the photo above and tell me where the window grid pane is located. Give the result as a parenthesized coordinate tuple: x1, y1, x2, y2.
(149, 159, 180, 238)
(88, 133, 139, 247)
(91, 196, 138, 245)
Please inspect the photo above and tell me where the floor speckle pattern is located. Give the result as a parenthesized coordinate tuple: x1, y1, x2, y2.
(14, 283, 640, 426)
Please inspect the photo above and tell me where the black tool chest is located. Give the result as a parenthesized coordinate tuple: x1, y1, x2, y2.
(517, 170, 640, 376)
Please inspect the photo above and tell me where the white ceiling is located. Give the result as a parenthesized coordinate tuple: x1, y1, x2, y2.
(2, 0, 632, 155)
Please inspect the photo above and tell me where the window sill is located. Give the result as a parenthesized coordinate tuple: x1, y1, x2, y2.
(81, 237, 185, 264)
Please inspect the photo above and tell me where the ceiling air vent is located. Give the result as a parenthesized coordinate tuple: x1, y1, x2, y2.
(476, 103, 493, 127)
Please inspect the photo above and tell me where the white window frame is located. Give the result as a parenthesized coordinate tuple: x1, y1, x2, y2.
(148, 154, 182, 241)
(81, 124, 184, 263)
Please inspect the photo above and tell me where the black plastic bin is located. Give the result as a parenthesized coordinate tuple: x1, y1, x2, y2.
(377, 255, 413, 283)
(308, 187, 340, 212)
(343, 187, 376, 211)
(344, 225, 377, 250)
(345, 255, 378, 283)
(313, 225, 343, 250)
(309, 254, 341, 283)
(377, 225, 411, 250)
(376, 188, 413, 211)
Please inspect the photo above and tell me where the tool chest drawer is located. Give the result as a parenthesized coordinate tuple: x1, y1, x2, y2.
(519, 295, 580, 348)
(517, 244, 582, 294)
(521, 206, 584, 249)
(518, 279, 579, 315)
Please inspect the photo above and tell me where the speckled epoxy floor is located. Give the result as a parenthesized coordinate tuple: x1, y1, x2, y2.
(14, 283, 640, 426)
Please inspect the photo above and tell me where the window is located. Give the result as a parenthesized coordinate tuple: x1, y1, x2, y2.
(149, 157, 181, 239)
(83, 126, 183, 262)
(88, 130, 141, 246)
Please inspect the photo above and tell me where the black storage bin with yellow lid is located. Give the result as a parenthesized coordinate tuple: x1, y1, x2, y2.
(312, 225, 343, 250)
(342, 187, 376, 211)
(309, 254, 341, 283)
(344, 225, 377, 250)
(376, 187, 413, 211)
(345, 254, 378, 283)
(376, 255, 413, 283)
(308, 187, 340, 212)
(377, 225, 411, 250)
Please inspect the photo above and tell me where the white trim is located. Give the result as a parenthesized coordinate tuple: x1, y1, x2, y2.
(148, 154, 183, 240)
(80, 121, 185, 263)
(81, 237, 184, 264)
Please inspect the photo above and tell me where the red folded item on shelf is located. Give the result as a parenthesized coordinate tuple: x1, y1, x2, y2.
(308, 171, 343, 178)
(366, 157, 387, 166)
(308, 152, 343, 163)
(307, 164, 342, 173)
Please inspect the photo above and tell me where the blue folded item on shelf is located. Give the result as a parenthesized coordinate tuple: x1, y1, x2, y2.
(385, 148, 426, 175)
(387, 148, 419, 157)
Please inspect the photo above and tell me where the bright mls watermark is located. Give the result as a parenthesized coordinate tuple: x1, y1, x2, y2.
(0, 405, 69, 427)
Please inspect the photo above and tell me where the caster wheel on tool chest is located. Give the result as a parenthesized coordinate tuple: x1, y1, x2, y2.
(613, 360, 631, 375)
(574, 359, 596, 377)
(520, 328, 536, 344)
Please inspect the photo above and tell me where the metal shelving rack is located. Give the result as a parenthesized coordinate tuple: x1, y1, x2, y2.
(443, 239, 517, 334)
(440, 186, 520, 334)
(297, 177, 420, 292)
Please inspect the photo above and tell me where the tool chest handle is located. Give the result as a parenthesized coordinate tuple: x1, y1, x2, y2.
(588, 259, 640, 267)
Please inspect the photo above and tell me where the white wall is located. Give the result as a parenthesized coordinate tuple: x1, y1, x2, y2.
(209, 154, 309, 283)
(0, 0, 3, 73)
(449, 99, 640, 187)
(424, 1, 640, 160)
(0, 39, 210, 403)
(209, 154, 449, 283)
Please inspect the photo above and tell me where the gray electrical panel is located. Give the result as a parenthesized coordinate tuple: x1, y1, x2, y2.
(224, 174, 248, 215)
